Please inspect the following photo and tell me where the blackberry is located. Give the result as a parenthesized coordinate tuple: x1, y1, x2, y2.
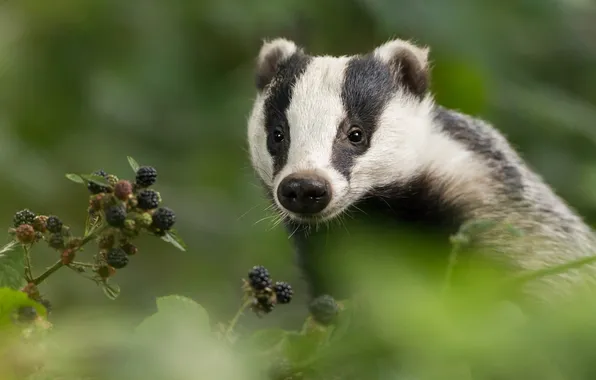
(87, 170, 110, 194)
(13, 209, 36, 228)
(137, 189, 160, 210)
(151, 207, 176, 231)
(308, 295, 339, 326)
(48, 233, 65, 250)
(248, 265, 272, 291)
(135, 166, 157, 188)
(273, 282, 293, 304)
(106, 247, 129, 269)
(46, 215, 63, 234)
(114, 180, 133, 201)
(105, 205, 127, 227)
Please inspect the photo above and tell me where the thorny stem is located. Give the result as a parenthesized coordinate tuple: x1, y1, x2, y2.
(32, 260, 63, 285)
(23, 244, 33, 282)
(70, 261, 97, 268)
(31, 224, 107, 286)
(224, 299, 253, 341)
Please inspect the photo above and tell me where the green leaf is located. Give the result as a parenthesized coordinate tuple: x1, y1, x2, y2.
(328, 301, 353, 342)
(155, 295, 209, 327)
(80, 174, 111, 187)
(84, 213, 97, 237)
(0, 245, 25, 289)
(247, 328, 288, 351)
(65, 173, 85, 184)
(135, 295, 211, 339)
(0, 287, 47, 329)
(102, 282, 121, 300)
(127, 156, 140, 173)
(161, 230, 187, 252)
(283, 332, 323, 365)
(0, 241, 18, 256)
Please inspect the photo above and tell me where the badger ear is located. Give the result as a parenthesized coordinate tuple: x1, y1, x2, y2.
(255, 38, 300, 92)
(373, 39, 430, 98)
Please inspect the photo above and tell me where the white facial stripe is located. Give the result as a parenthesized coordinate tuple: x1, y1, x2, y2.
(276, 56, 351, 182)
(350, 93, 432, 191)
(247, 94, 274, 186)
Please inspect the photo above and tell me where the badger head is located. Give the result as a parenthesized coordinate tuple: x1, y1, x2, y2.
(247, 38, 437, 225)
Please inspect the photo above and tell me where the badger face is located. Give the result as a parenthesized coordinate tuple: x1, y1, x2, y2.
(247, 38, 434, 224)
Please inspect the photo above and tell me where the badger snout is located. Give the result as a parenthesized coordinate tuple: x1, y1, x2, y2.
(277, 172, 332, 215)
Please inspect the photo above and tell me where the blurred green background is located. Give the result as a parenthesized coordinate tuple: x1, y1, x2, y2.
(1, 0, 596, 332)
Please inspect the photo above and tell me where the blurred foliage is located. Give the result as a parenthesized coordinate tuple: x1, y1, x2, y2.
(1, 0, 596, 378)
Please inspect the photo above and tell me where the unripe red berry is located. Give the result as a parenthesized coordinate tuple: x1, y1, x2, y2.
(32, 216, 48, 233)
(61, 249, 75, 265)
(16, 224, 36, 244)
(114, 180, 133, 201)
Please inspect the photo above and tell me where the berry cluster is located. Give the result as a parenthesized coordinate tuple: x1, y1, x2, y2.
(10, 209, 71, 254)
(243, 265, 294, 316)
(83, 164, 179, 280)
(86, 165, 176, 237)
(5, 157, 186, 309)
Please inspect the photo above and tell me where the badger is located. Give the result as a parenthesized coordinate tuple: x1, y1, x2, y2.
(246, 37, 596, 309)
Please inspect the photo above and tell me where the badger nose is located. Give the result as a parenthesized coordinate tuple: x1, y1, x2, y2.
(277, 173, 331, 214)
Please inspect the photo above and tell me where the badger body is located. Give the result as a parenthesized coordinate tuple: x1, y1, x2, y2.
(246, 37, 596, 306)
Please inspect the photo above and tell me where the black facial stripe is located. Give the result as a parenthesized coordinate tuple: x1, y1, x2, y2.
(263, 53, 312, 177)
(333, 55, 399, 179)
(433, 106, 524, 199)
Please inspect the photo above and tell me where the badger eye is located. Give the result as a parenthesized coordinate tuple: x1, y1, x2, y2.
(347, 127, 364, 144)
(273, 128, 284, 143)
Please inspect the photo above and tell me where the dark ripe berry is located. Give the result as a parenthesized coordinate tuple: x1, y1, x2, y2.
(48, 233, 65, 250)
(151, 207, 176, 231)
(308, 295, 339, 326)
(87, 170, 110, 194)
(105, 205, 127, 227)
(273, 282, 293, 304)
(45, 215, 63, 234)
(106, 247, 129, 269)
(248, 265, 272, 291)
(15, 306, 37, 323)
(114, 180, 133, 201)
(121, 243, 138, 256)
(13, 209, 36, 228)
(15, 224, 36, 244)
(135, 166, 157, 188)
(136, 189, 160, 210)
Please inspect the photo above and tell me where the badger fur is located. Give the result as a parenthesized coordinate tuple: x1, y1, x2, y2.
(246, 37, 596, 307)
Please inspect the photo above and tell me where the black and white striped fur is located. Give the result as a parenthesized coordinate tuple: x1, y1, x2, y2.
(246, 38, 596, 306)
